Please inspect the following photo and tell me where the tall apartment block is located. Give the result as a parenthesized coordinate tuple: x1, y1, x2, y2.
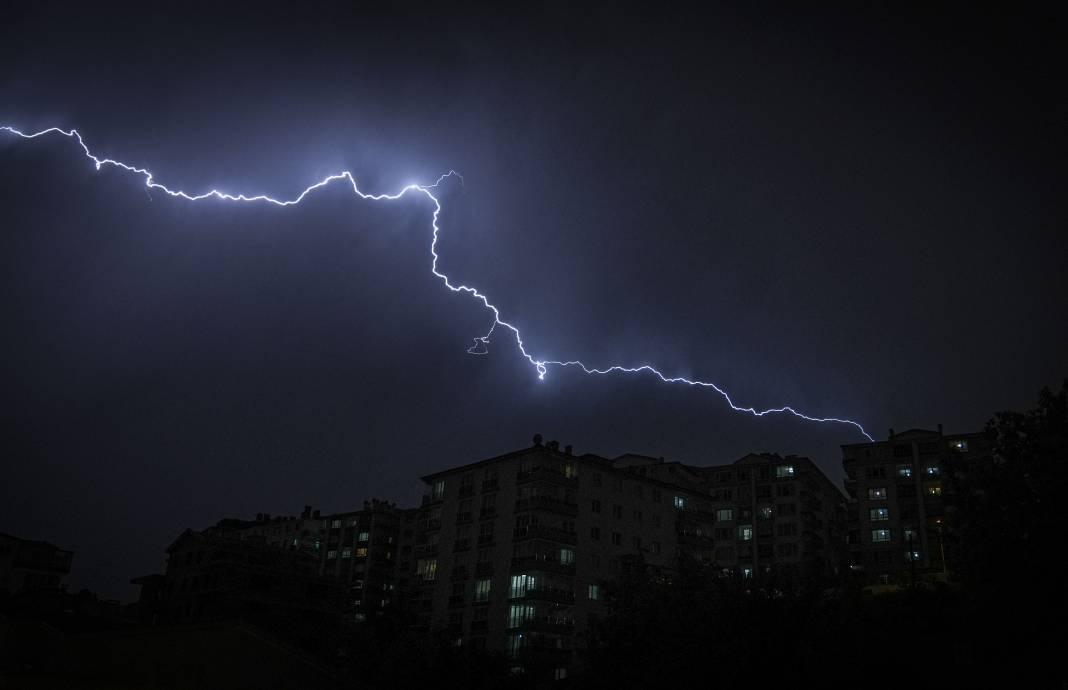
(412, 436, 718, 680)
(602, 452, 845, 580)
(202, 500, 415, 621)
(696, 453, 845, 580)
(318, 499, 417, 621)
(842, 426, 990, 587)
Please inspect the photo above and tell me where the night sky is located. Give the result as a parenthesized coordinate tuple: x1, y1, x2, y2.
(1, 4, 1063, 598)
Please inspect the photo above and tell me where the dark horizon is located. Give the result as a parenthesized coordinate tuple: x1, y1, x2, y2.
(2, 3, 1064, 602)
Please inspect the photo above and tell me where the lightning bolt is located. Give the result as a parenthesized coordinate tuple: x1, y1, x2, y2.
(1, 124, 874, 442)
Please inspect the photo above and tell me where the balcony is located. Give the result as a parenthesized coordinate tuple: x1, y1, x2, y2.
(477, 534, 496, 547)
(510, 587, 576, 605)
(459, 484, 475, 498)
(514, 495, 579, 517)
(470, 619, 488, 632)
(452, 540, 471, 553)
(513, 525, 578, 545)
(421, 494, 443, 506)
(455, 513, 473, 525)
(510, 618, 576, 635)
(479, 506, 497, 520)
(448, 595, 466, 608)
(510, 556, 576, 575)
(517, 466, 579, 487)
(517, 646, 573, 666)
(482, 479, 500, 493)
(450, 568, 470, 581)
(415, 544, 439, 558)
(474, 562, 494, 577)
(677, 532, 715, 547)
(423, 518, 442, 532)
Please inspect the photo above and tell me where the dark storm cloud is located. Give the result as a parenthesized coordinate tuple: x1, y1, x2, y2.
(1, 3, 1063, 597)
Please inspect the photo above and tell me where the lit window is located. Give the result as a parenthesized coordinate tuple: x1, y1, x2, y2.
(951, 439, 969, 452)
(905, 550, 923, 562)
(432, 480, 446, 499)
(560, 548, 575, 565)
(358, 531, 369, 543)
(926, 484, 943, 497)
(870, 508, 889, 522)
(716, 508, 734, 522)
(759, 506, 773, 520)
(417, 558, 438, 581)
(474, 578, 491, 602)
(588, 584, 601, 600)
(897, 464, 913, 478)
(674, 496, 687, 510)
(554, 667, 568, 681)
(508, 603, 535, 628)
(925, 466, 941, 476)
(742, 567, 753, 579)
(868, 487, 887, 500)
(356, 547, 368, 558)
(341, 548, 352, 559)
(331, 519, 341, 529)
(775, 465, 795, 478)
(510, 574, 534, 598)
(327, 550, 338, 559)
(737, 526, 753, 542)
(903, 527, 918, 541)
(871, 529, 891, 543)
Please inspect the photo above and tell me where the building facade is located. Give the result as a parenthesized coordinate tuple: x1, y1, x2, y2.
(0, 532, 73, 596)
(842, 426, 990, 587)
(693, 453, 845, 582)
(413, 436, 717, 679)
(318, 499, 416, 621)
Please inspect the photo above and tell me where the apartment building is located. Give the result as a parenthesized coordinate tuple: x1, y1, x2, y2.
(319, 499, 416, 620)
(412, 435, 715, 680)
(0, 532, 74, 595)
(842, 426, 990, 587)
(161, 527, 343, 625)
(688, 453, 844, 581)
(204, 501, 416, 621)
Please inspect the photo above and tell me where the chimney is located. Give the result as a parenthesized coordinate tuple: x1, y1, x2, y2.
(547, 440, 560, 452)
(937, 423, 943, 435)
(313, 510, 320, 519)
(301, 505, 311, 519)
(564, 444, 573, 455)
(532, 433, 543, 447)
(889, 428, 895, 439)
(256, 513, 264, 521)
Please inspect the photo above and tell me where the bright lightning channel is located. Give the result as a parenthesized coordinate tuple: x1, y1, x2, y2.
(1, 125, 874, 442)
